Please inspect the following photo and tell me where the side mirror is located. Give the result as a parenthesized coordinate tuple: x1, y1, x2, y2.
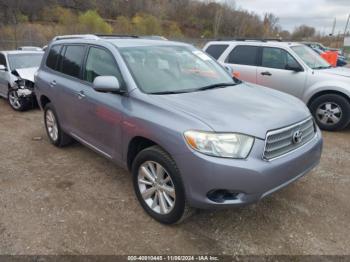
(224, 65, 233, 74)
(222, 64, 237, 78)
(285, 64, 303, 72)
(92, 76, 122, 93)
(0, 65, 7, 71)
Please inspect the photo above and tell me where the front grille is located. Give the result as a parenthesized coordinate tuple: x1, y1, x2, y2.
(263, 118, 316, 160)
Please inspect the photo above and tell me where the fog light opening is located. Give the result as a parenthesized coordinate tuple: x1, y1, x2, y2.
(207, 190, 240, 203)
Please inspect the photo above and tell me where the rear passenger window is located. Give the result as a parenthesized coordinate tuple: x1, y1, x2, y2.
(205, 44, 228, 59)
(46, 45, 61, 70)
(83, 47, 123, 83)
(60, 45, 85, 78)
(227, 45, 258, 66)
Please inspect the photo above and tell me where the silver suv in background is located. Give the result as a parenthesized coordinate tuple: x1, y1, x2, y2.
(35, 35, 322, 224)
(204, 40, 350, 131)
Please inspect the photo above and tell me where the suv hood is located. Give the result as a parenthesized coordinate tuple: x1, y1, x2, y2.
(321, 67, 350, 78)
(153, 83, 311, 139)
(12, 67, 38, 82)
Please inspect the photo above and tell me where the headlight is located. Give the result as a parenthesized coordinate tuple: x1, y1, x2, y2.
(184, 131, 254, 159)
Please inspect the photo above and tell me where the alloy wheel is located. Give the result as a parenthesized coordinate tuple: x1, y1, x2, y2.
(316, 102, 342, 126)
(45, 110, 59, 142)
(9, 90, 22, 110)
(137, 161, 176, 215)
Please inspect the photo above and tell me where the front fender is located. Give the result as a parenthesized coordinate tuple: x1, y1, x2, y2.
(121, 91, 213, 163)
(302, 80, 350, 104)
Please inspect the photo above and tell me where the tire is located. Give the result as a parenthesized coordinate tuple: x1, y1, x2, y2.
(7, 89, 30, 111)
(44, 103, 73, 147)
(132, 145, 193, 224)
(310, 94, 350, 131)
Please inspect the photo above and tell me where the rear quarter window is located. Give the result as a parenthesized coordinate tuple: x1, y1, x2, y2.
(227, 45, 259, 66)
(46, 45, 62, 70)
(205, 44, 229, 59)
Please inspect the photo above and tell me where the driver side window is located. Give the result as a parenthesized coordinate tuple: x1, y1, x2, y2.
(262, 47, 299, 70)
(83, 47, 123, 84)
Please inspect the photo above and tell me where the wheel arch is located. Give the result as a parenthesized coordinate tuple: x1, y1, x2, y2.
(307, 90, 350, 107)
(127, 136, 163, 171)
(39, 95, 51, 110)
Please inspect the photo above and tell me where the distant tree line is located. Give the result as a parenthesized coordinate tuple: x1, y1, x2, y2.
(0, 0, 340, 49)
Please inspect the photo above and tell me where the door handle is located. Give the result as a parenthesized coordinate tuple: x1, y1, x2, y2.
(77, 90, 86, 99)
(50, 80, 56, 87)
(261, 71, 272, 76)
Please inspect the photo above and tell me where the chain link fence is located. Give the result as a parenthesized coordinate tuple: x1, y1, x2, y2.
(0, 40, 46, 50)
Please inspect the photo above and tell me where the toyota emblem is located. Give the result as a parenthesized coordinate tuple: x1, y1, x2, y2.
(292, 130, 303, 144)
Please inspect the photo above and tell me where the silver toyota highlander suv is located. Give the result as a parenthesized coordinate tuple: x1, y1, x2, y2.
(35, 35, 322, 224)
(204, 40, 350, 131)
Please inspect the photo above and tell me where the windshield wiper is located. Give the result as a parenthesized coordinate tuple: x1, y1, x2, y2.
(313, 65, 332, 70)
(149, 90, 192, 95)
(195, 82, 236, 91)
(149, 82, 237, 95)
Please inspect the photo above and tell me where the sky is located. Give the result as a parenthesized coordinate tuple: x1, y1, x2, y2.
(215, 0, 350, 34)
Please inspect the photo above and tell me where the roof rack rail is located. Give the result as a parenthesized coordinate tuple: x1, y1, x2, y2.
(52, 34, 100, 41)
(215, 37, 283, 42)
(96, 34, 139, 38)
(52, 34, 167, 42)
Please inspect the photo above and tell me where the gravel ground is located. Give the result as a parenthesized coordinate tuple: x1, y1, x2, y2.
(0, 98, 349, 255)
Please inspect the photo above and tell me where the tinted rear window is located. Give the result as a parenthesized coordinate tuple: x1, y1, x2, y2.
(46, 45, 61, 70)
(205, 44, 229, 59)
(60, 45, 85, 78)
(227, 45, 258, 66)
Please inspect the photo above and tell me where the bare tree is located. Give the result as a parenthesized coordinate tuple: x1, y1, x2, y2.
(292, 25, 316, 40)
(213, 6, 223, 38)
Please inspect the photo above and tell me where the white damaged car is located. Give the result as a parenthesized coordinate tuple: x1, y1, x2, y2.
(0, 50, 43, 111)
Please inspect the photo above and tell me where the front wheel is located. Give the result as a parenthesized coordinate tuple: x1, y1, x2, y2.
(8, 89, 30, 111)
(132, 146, 193, 224)
(310, 94, 350, 131)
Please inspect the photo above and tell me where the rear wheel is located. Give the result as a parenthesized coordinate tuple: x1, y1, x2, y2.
(310, 94, 350, 131)
(44, 103, 73, 147)
(132, 146, 193, 224)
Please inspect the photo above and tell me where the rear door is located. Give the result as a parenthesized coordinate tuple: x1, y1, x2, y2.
(224, 45, 259, 83)
(54, 44, 88, 136)
(256, 47, 306, 98)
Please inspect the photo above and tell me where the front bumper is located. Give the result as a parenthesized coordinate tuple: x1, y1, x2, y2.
(174, 128, 323, 209)
(16, 88, 33, 98)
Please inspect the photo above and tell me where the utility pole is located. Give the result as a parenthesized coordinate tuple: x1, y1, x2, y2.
(344, 14, 350, 37)
(331, 17, 336, 36)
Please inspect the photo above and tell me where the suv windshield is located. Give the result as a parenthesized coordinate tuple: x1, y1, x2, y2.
(291, 45, 330, 69)
(8, 53, 43, 70)
(120, 45, 235, 94)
